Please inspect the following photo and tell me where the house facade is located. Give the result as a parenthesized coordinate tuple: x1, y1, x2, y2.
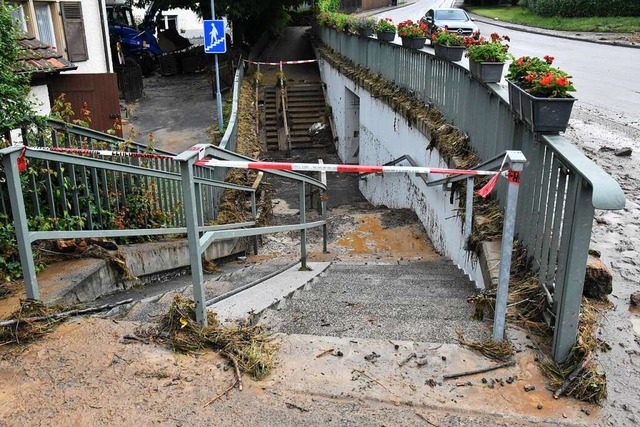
(10, 1, 121, 134)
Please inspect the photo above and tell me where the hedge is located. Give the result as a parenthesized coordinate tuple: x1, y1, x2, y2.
(519, 0, 640, 17)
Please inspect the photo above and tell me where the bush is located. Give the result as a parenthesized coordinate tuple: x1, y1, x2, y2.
(317, 0, 339, 13)
(529, 0, 640, 17)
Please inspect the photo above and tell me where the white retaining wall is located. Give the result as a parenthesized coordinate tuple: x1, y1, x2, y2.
(321, 59, 485, 288)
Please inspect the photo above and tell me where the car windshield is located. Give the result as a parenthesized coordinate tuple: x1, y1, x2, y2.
(434, 10, 468, 21)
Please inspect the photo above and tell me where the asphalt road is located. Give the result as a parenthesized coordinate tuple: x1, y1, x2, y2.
(374, 0, 640, 127)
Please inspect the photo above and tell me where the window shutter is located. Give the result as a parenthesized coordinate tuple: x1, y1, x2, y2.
(61, 2, 88, 62)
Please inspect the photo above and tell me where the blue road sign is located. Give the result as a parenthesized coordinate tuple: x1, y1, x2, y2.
(203, 20, 226, 54)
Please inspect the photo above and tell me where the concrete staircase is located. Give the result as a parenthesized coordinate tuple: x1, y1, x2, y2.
(107, 261, 297, 322)
(259, 260, 490, 343)
(264, 83, 328, 150)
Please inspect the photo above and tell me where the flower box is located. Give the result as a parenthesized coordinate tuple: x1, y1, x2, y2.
(376, 30, 395, 42)
(434, 44, 464, 61)
(468, 59, 505, 83)
(401, 36, 426, 50)
(359, 28, 373, 38)
(507, 80, 577, 132)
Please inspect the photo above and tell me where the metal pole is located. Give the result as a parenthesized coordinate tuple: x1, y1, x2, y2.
(251, 191, 258, 255)
(180, 156, 208, 325)
(210, 0, 224, 131)
(2, 148, 40, 300)
(318, 160, 328, 254)
(493, 152, 526, 341)
(299, 182, 308, 269)
(464, 177, 474, 247)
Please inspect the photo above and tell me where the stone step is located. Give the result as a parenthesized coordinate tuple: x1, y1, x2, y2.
(294, 279, 477, 300)
(260, 307, 490, 344)
(288, 292, 476, 317)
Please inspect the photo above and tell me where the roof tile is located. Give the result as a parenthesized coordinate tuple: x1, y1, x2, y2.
(15, 33, 77, 74)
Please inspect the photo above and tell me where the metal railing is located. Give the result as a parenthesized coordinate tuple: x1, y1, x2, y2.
(1, 60, 327, 313)
(176, 144, 328, 324)
(317, 27, 626, 361)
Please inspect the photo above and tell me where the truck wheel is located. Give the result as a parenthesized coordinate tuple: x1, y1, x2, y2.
(140, 55, 157, 77)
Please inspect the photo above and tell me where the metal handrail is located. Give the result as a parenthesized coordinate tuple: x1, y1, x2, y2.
(360, 154, 428, 186)
(318, 26, 625, 361)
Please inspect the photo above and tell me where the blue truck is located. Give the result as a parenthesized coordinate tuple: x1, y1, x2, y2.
(106, 0, 163, 76)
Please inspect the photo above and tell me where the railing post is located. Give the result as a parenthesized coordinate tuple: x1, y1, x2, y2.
(179, 155, 207, 326)
(318, 160, 328, 253)
(552, 178, 594, 362)
(251, 190, 258, 255)
(464, 177, 474, 247)
(299, 181, 308, 268)
(493, 151, 526, 342)
(1, 147, 40, 300)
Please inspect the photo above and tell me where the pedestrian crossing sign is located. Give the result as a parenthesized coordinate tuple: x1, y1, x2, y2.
(203, 20, 226, 54)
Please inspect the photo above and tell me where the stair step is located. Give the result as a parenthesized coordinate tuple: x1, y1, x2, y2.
(297, 279, 477, 300)
(261, 308, 490, 344)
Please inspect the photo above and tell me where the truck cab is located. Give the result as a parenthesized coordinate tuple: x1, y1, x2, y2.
(106, 0, 163, 76)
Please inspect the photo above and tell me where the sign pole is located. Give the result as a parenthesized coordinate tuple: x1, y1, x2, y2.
(211, 0, 224, 131)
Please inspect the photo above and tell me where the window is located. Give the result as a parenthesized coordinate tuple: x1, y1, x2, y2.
(34, 2, 57, 50)
(9, 3, 28, 33)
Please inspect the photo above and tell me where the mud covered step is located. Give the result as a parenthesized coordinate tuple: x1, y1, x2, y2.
(293, 277, 478, 300)
(260, 305, 491, 344)
(320, 261, 468, 279)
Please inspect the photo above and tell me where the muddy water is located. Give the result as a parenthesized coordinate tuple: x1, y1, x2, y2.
(565, 104, 640, 426)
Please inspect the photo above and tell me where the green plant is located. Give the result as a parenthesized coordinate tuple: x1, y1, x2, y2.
(374, 17, 396, 34)
(0, 2, 36, 134)
(397, 19, 427, 38)
(317, 0, 340, 13)
(354, 16, 376, 31)
(465, 33, 512, 63)
(506, 55, 576, 98)
(430, 30, 464, 46)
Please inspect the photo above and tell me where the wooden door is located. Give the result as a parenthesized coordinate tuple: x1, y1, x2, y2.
(49, 73, 122, 137)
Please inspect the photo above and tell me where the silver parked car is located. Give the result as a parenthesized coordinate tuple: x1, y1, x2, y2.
(420, 8, 480, 42)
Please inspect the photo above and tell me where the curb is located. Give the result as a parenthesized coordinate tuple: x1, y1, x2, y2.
(467, 12, 640, 50)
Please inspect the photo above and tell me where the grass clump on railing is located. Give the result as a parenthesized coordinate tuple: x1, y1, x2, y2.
(538, 297, 608, 403)
(214, 78, 272, 228)
(150, 295, 277, 380)
(468, 241, 609, 402)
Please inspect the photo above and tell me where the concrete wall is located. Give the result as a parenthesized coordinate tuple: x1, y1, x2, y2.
(29, 84, 52, 116)
(321, 60, 486, 288)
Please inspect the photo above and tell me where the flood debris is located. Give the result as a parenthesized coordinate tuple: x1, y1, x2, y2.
(398, 352, 417, 367)
(315, 347, 334, 358)
(443, 360, 516, 380)
(455, 331, 514, 362)
(148, 295, 277, 381)
(0, 298, 132, 345)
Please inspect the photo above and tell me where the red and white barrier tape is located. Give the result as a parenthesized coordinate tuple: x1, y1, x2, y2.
(194, 159, 498, 177)
(24, 146, 173, 160)
(243, 59, 319, 66)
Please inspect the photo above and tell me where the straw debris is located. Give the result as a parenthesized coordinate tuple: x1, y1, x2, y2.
(150, 295, 277, 380)
(0, 300, 63, 345)
(455, 330, 514, 362)
(213, 79, 272, 228)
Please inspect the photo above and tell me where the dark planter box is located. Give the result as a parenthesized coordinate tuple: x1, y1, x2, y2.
(359, 28, 373, 38)
(376, 31, 396, 42)
(468, 59, 505, 83)
(401, 36, 427, 50)
(434, 44, 464, 61)
(507, 80, 577, 133)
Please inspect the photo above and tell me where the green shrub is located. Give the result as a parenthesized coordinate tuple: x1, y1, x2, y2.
(531, 0, 640, 17)
(317, 0, 340, 13)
